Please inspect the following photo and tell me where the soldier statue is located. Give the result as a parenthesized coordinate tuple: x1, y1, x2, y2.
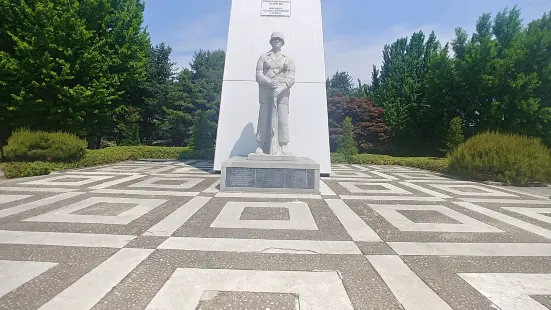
(254, 32, 296, 156)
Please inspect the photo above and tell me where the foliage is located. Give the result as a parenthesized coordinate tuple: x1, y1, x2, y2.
(337, 117, 359, 156)
(0, 0, 151, 149)
(447, 131, 551, 185)
(367, 7, 551, 155)
(446, 117, 465, 153)
(326, 71, 354, 97)
(331, 153, 449, 173)
(3, 129, 87, 162)
(328, 96, 389, 153)
(2, 146, 214, 178)
(190, 111, 214, 150)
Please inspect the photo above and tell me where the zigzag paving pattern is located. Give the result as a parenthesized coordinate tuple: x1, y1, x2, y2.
(0, 160, 550, 309)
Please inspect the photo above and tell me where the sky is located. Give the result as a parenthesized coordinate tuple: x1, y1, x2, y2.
(143, 0, 550, 84)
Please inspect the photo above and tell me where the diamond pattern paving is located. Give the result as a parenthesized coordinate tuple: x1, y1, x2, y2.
(0, 160, 550, 309)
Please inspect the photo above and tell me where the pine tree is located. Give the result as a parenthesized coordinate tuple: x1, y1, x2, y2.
(191, 111, 213, 151)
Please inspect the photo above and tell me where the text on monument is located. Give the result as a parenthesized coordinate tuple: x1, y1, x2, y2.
(261, 0, 291, 16)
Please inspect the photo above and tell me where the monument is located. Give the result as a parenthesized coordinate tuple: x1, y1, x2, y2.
(215, 0, 330, 192)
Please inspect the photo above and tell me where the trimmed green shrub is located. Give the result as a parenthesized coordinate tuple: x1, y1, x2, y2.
(337, 117, 359, 156)
(2, 146, 215, 178)
(447, 131, 551, 185)
(3, 129, 87, 162)
(332, 153, 449, 173)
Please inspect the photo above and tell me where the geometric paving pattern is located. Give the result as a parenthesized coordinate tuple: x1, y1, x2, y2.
(0, 160, 549, 309)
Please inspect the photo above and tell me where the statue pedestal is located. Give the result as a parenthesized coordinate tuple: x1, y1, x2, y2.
(220, 156, 320, 194)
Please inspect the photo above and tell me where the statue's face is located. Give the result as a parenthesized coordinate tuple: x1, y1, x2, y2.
(270, 37, 284, 49)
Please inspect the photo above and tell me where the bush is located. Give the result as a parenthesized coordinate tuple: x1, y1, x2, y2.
(447, 131, 551, 185)
(3, 129, 87, 162)
(337, 117, 359, 156)
(2, 146, 215, 178)
(332, 153, 449, 173)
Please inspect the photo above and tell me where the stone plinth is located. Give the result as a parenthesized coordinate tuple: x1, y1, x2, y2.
(221, 156, 320, 194)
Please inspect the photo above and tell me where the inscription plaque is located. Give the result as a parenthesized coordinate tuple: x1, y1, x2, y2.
(261, 0, 291, 17)
(255, 169, 285, 188)
(285, 169, 315, 189)
(226, 168, 255, 187)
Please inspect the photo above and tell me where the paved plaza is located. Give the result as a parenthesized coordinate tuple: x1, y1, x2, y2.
(0, 160, 550, 309)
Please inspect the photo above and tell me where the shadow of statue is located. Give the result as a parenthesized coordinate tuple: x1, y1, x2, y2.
(230, 122, 257, 157)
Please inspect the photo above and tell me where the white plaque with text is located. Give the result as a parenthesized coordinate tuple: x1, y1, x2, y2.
(261, 0, 291, 17)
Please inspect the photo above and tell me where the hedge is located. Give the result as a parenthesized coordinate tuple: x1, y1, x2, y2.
(2, 146, 213, 179)
(331, 153, 449, 173)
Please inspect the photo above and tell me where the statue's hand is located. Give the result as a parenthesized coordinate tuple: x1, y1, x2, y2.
(273, 86, 286, 97)
(270, 80, 279, 89)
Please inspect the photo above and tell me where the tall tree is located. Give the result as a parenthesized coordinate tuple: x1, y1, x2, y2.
(327, 71, 354, 97)
(0, 0, 151, 148)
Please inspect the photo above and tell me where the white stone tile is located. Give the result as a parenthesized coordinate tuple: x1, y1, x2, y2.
(325, 199, 381, 241)
(88, 174, 146, 190)
(0, 187, 78, 193)
(202, 180, 220, 193)
(145, 197, 211, 237)
(369, 170, 399, 180)
(0, 192, 84, 219)
(158, 237, 361, 255)
(331, 171, 372, 178)
(393, 172, 450, 180)
(455, 201, 551, 239)
(171, 167, 209, 174)
(388, 242, 551, 256)
(341, 195, 445, 202)
(39, 249, 153, 310)
(369, 204, 502, 232)
(459, 273, 551, 310)
(210, 201, 318, 230)
(146, 268, 353, 310)
(92, 189, 199, 197)
(24, 197, 167, 225)
(366, 255, 452, 310)
(483, 183, 551, 200)
(21, 175, 115, 187)
(502, 207, 551, 224)
(428, 184, 518, 197)
(95, 165, 155, 172)
(339, 182, 412, 195)
(0, 230, 135, 248)
(322, 177, 391, 182)
(215, 192, 322, 199)
(399, 182, 452, 198)
(128, 177, 204, 189)
(0, 260, 58, 298)
(460, 198, 551, 204)
(319, 180, 335, 195)
(0, 195, 32, 204)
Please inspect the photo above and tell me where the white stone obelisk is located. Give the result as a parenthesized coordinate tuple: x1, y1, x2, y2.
(213, 0, 331, 175)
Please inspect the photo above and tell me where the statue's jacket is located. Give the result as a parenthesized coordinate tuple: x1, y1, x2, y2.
(256, 51, 296, 105)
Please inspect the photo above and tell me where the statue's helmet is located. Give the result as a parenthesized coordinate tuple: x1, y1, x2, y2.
(270, 32, 285, 45)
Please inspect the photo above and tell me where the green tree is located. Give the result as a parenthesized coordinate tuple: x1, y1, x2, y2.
(337, 117, 359, 156)
(446, 117, 465, 153)
(327, 71, 354, 97)
(0, 0, 151, 149)
(191, 110, 213, 151)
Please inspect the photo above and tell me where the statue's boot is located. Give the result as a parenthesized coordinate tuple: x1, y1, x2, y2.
(255, 146, 264, 154)
(281, 144, 291, 155)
